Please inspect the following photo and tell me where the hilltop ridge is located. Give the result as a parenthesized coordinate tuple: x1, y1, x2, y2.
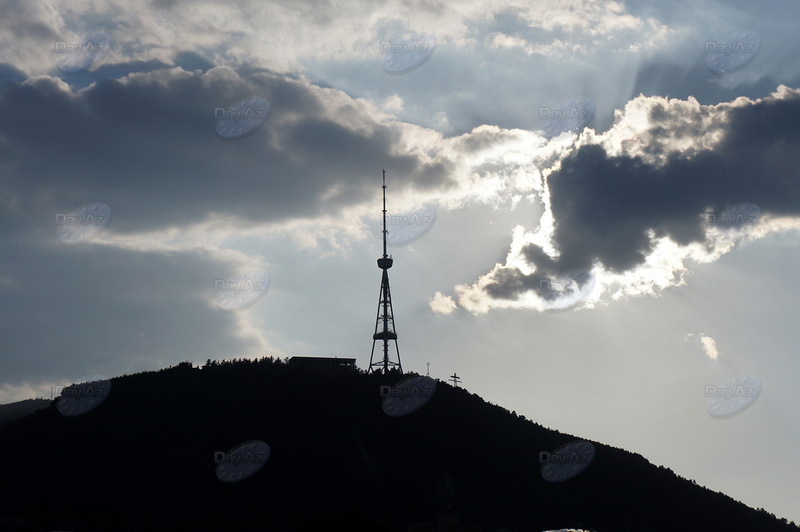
(0, 357, 796, 532)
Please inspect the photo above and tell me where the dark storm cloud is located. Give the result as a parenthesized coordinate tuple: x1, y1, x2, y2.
(58, 58, 174, 90)
(0, 64, 453, 241)
(485, 88, 800, 300)
(0, 64, 27, 85)
(173, 51, 215, 73)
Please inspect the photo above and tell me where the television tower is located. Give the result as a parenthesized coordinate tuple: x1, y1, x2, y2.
(369, 170, 403, 374)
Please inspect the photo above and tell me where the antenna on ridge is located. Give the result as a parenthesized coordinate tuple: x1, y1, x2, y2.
(369, 169, 402, 374)
(382, 168, 388, 260)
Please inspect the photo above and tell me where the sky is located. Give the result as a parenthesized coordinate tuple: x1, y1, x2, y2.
(1, 0, 799, 524)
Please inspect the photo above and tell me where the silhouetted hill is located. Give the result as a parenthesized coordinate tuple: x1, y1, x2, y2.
(0, 398, 49, 431)
(0, 358, 796, 531)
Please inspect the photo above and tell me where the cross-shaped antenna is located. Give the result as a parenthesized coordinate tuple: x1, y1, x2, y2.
(449, 373, 461, 387)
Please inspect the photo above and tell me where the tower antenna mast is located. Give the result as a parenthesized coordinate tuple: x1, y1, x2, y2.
(382, 168, 388, 259)
(369, 170, 403, 374)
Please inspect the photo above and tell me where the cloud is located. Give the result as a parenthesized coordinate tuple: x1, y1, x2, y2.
(429, 291, 457, 315)
(699, 333, 721, 360)
(0, 65, 455, 237)
(684, 332, 722, 360)
(3, 0, 668, 76)
(439, 86, 800, 314)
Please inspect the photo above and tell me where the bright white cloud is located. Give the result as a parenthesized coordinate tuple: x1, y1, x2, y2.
(699, 333, 721, 360)
(429, 291, 457, 314)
